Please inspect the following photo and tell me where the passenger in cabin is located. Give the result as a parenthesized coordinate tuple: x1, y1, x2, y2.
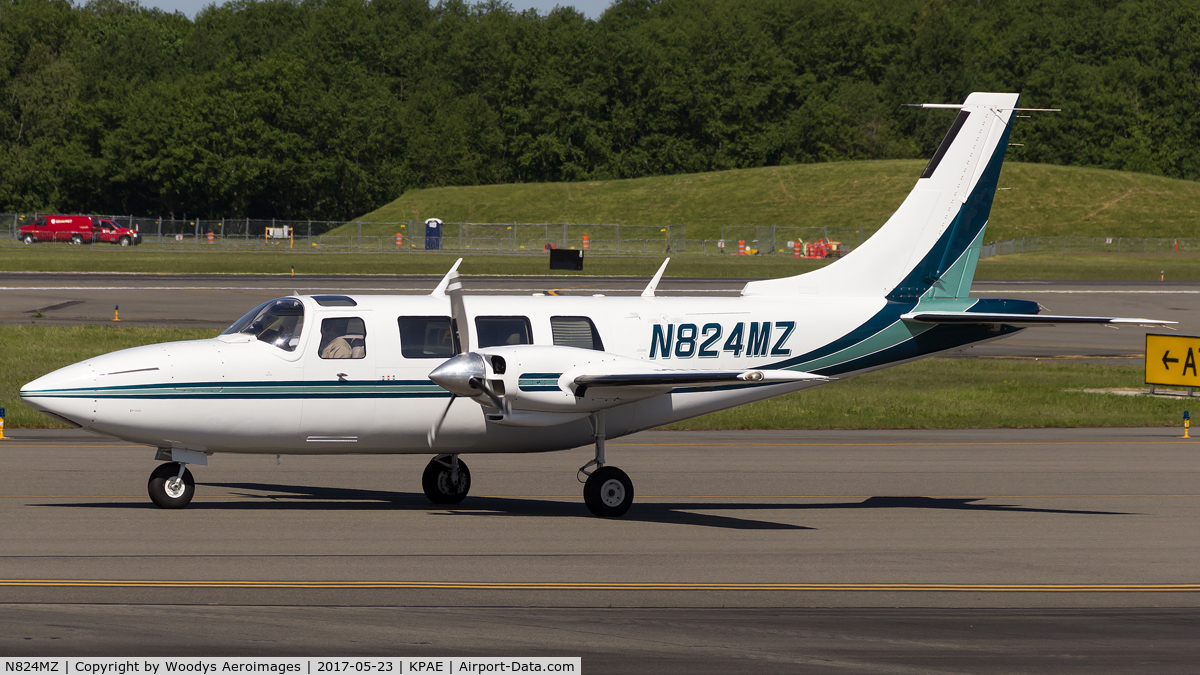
(319, 318, 367, 359)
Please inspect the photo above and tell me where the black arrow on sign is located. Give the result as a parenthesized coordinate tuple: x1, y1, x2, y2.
(1163, 351, 1180, 370)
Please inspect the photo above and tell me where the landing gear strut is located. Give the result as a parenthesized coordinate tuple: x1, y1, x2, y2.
(580, 411, 634, 517)
(423, 454, 471, 504)
(148, 462, 195, 509)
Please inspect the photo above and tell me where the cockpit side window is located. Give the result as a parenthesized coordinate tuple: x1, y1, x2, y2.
(221, 297, 305, 352)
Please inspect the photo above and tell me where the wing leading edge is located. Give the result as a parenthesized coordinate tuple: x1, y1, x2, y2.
(573, 369, 826, 396)
(901, 311, 1174, 327)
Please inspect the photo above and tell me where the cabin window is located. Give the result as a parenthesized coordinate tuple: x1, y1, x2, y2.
(221, 297, 305, 352)
(551, 316, 604, 351)
(475, 316, 532, 348)
(398, 316, 455, 358)
(318, 317, 367, 359)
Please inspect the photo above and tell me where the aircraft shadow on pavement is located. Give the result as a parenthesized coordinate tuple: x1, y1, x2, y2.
(38, 483, 1132, 530)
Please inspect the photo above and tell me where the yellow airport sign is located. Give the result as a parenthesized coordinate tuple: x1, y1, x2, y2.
(1145, 334, 1200, 386)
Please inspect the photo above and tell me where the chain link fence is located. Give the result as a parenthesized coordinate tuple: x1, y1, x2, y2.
(1, 213, 871, 256)
(12, 213, 1199, 259)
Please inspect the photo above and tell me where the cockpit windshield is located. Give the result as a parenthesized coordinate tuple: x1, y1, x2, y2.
(221, 297, 305, 351)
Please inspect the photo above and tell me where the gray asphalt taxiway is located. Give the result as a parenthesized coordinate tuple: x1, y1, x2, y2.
(2, 427, 1199, 670)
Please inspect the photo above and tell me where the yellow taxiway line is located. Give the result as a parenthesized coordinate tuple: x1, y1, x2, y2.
(5, 493, 1200, 500)
(3, 439, 1196, 449)
(0, 580, 1197, 591)
(611, 440, 1195, 447)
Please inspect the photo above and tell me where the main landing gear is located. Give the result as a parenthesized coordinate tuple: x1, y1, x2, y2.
(579, 410, 634, 518)
(423, 454, 471, 504)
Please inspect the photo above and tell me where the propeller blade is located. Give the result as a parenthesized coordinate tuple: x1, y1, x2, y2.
(447, 269, 470, 354)
(427, 394, 457, 447)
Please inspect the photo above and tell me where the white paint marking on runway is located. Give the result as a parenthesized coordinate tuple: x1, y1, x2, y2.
(974, 290, 1200, 294)
(0, 286, 734, 293)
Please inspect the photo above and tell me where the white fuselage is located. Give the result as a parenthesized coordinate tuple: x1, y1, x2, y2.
(22, 292, 889, 455)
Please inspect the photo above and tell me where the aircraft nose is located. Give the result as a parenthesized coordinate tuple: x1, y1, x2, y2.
(20, 360, 98, 425)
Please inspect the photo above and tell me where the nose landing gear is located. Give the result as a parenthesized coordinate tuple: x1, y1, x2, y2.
(423, 454, 471, 504)
(148, 462, 195, 509)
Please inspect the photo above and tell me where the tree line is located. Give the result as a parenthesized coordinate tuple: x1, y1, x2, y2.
(2, 0, 1197, 220)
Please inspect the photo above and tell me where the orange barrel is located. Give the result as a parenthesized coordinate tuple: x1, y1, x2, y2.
(738, 240, 745, 256)
(582, 234, 590, 250)
(395, 232, 403, 247)
(206, 232, 214, 243)
(793, 241, 800, 258)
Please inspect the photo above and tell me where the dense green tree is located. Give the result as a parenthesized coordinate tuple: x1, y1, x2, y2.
(1, 0, 1199, 221)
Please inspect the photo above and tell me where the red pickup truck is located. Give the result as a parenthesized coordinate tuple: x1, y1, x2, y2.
(19, 215, 142, 246)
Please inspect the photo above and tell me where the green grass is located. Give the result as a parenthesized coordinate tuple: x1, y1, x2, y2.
(6, 246, 1200, 280)
(667, 358, 1183, 430)
(349, 160, 1200, 242)
(1, 326, 217, 428)
(975, 251, 1200, 281)
(2, 327, 1182, 430)
(0, 247, 826, 276)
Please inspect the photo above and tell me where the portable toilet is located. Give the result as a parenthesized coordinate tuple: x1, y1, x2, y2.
(424, 218, 443, 250)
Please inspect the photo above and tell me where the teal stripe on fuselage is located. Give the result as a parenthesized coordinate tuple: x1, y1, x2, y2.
(21, 380, 450, 400)
(518, 372, 562, 392)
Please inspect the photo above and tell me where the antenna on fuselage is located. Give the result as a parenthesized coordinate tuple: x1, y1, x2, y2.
(641, 258, 670, 298)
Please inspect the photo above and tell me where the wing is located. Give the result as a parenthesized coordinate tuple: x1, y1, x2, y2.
(573, 369, 826, 396)
(900, 311, 1175, 327)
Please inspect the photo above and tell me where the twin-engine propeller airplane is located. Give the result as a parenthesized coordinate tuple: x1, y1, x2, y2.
(21, 92, 1172, 517)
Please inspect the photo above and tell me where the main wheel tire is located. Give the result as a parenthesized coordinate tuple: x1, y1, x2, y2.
(148, 462, 195, 509)
(70, 234, 84, 245)
(21, 234, 33, 244)
(422, 456, 471, 504)
(584, 466, 634, 518)
(119, 236, 131, 246)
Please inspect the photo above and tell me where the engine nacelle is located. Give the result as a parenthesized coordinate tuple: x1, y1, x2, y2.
(476, 345, 669, 414)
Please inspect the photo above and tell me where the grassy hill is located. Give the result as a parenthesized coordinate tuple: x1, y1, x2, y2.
(345, 160, 1200, 243)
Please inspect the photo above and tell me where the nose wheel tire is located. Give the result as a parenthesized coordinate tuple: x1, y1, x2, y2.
(148, 462, 195, 509)
(584, 466, 634, 518)
(422, 456, 471, 504)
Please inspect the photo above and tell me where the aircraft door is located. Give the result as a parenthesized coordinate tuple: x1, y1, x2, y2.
(300, 314, 377, 446)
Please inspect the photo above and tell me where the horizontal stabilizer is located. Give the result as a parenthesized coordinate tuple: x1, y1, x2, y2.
(901, 311, 1175, 327)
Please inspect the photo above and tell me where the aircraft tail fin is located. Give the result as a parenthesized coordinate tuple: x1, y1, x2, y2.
(742, 92, 1021, 300)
